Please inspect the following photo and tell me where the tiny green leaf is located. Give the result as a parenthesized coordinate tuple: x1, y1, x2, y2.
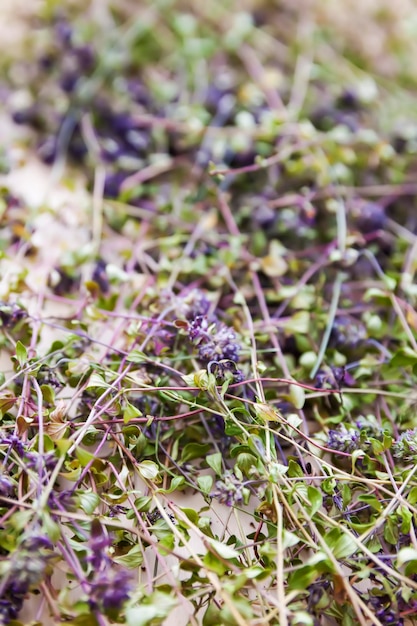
(206, 452, 223, 475)
(137, 460, 159, 480)
(15, 341, 27, 367)
(78, 490, 100, 515)
(197, 474, 213, 494)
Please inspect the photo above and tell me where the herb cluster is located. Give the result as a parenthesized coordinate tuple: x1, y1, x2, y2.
(2, 1, 417, 625)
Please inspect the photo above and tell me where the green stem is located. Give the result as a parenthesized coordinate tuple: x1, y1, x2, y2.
(310, 272, 344, 379)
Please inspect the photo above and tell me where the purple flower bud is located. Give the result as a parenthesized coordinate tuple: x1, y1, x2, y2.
(59, 71, 79, 93)
(104, 171, 129, 198)
(55, 20, 73, 47)
(330, 315, 367, 351)
(92, 259, 110, 293)
(89, 568, 133, 614)
(211, 472, 246, 507)
(73, 45, 95, 71)
(393, 429, 417, 462)
(353, 201, 387, 234)
(327, 425, 361, 453)
(188, 315, 240, 364)
(0, 433, 26, 456)
(0, 475, 14, 496)
(0, 302, 27, 328)
(38, 136, 58, 164)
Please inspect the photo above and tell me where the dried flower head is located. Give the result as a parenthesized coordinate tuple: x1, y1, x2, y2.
(392, 429, 417, 462)
(327, 425, 361, 453)
(189, 316, 241, 363)
(211, 471, 249, 507)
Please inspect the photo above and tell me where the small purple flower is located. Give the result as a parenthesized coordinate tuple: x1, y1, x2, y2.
(0, 433, 26, 457)
(188, 315, 210, 340)
(73, 45, 95, 71)
(330, 315, 367, 351)
(171, 289, 212, 321)
(184, 291, 212, 320)
(0, 474, 14, 496)
(327, 425, 361, 453)
(368, 593, 402, 626)
(0, 532, 53, 623)
(0, 598, 20, 623)
(92, 259, 110, 294)
(189, 316, 241, 363)
(211, 472, 247, 507)
(25, 450, 57, 471)
(94, 569, 133, 612)
(103, 171, 130, 198)
(86, 521, 134, 615)
(54, 20, 73, 47)
(393, 429, 417, 462)
(352, 201, 387, 234)
(87, 520, 112, 569)
(59, 70, 79, 93)
(208, 359, 244, 384)
(314, 366, 355, 389)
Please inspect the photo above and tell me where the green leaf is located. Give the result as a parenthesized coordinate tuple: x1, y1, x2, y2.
(137, 460, 159, 480)
(288, 459, 304, 478)
(289, 383, 305, 409)
(203, 550, 228, 575)
(396, 547, 417, 575)
(78, 490, 100, 515)
(15, 341, 27, 367)
(397, 547, 417, 567)
(197, 474, 213, 494)
(40, 384, 55, 404)
(10, 509, 33, 531)
(123, 401, 142, 424)
(390, 347, 417, 367)
(55, 438, 72, 456)
(342, 484, 352, 507)
(247, 435, 266, 458)
(220, 596, 254, 624)
(114, 544, 144, 568)
(253, 402, 281, 422)
(408, 486, 417, 505)
(351, 449, 366, 472)
(180, 507, 199, 524)
(86, 373, 109, 390)
(282, 530, 301, 550)
(203, 604, 222, 626)
(370, 437, 384, 454)
(282, 310, 310, 334)
(134, 496, 152, 512)
(288, 565, 321, 590)
(224, 417, 244, 436)
(307, 486, 323, 516)
(180, 443, 211, 464)
(157, 475, 186, 494)
(357, 494, 382, 512)
(126, 597, 176, 626)
(291, 611, 315, 626)
(126, 350, 147, 363)
(206, 452, 222, 475)
(207, 537, 240, 560)
(236, 452, 257, 474)
(325, 529, 357, 559)
(400, 505, 413, 534)
(75, 448, 95, 467)
(41, 512, 61, 541)
(384, 517, 398, 545)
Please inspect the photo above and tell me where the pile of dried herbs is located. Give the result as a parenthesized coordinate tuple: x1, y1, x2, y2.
(2, 1, 417, 625)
